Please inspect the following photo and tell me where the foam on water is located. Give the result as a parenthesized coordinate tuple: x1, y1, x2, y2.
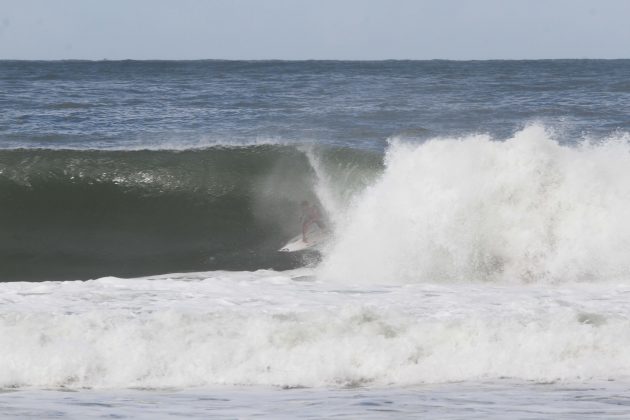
(320, 125, 630, 284)
(1, 269, 630, 389)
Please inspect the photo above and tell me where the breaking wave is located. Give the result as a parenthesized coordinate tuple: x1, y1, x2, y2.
(5, 125, 630, 284)
(321, 125, 630, 284)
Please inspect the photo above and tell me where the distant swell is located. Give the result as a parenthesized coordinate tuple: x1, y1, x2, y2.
(45, 101, 94, 110)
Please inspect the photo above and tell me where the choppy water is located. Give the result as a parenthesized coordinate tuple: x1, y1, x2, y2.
(2, 60, 630, 150)
(2, 60, 630, 418)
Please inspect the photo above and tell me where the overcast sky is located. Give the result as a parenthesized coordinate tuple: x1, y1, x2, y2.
(1, 0, 629, 60)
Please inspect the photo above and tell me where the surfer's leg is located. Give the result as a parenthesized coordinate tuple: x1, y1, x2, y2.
(303, 221, 312, 242)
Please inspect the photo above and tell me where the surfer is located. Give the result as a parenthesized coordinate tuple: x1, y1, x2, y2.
(301, 200, 326, 243)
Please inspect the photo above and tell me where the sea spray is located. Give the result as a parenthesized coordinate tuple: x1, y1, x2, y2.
(301, 145, 382, 227)
(320, 125, 630, 284)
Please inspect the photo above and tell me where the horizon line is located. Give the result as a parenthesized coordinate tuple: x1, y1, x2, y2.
(2, 57, 630, 63)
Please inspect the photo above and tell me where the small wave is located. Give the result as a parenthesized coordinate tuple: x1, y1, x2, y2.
(390, 127, 431, 138)
(33, 72, 61, 81)
(45, 102, 94, 110)
(0, 136, 295, 152)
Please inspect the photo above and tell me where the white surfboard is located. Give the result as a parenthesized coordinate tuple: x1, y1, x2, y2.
(279, 227, 328, 252)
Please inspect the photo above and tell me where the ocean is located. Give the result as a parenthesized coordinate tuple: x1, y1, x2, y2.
(1, 60, 630, 418)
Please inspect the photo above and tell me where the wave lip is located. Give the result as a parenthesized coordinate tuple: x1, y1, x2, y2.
(320, 125, 630, 284)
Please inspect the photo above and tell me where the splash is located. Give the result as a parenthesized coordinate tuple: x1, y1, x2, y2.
(320, 125, 630, 284)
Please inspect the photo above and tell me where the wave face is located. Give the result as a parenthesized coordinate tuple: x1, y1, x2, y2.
(321, 126, 630, 284)
(0, 145, 380, 281)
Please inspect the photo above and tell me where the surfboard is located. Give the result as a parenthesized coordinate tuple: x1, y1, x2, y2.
(279, 227, 328, 252)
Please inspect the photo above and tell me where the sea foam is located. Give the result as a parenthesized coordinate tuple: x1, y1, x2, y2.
(1, 270, 630, 389)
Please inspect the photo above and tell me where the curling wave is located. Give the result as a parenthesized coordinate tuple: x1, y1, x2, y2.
(0, 145, 379, 281)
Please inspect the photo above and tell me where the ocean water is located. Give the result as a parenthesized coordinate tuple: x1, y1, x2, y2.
(2, 60, 630, 418)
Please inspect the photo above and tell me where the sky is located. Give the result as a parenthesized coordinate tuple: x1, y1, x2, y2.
(1, 0, 629, 60)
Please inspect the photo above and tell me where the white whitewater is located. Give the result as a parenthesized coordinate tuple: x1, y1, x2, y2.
(320, 125, 630, 284)
(1, 269, 630, 389)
